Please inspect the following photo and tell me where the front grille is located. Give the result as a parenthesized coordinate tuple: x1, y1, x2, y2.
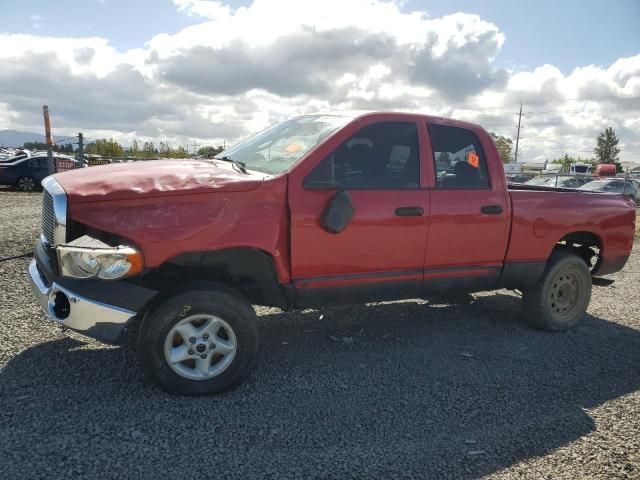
(42, 190, 55, 244)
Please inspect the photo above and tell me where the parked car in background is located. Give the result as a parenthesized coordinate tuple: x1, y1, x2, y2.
(0, 149, 32, 164)
(545, 176, 592, 188)
(0, 154, 78, 191)
(524, 176, 555, 186)
(578, 178, 638, 202)
(505, 173, 533, 184)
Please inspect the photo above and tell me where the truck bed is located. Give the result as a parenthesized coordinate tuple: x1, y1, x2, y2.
(505, 185, 636, 277)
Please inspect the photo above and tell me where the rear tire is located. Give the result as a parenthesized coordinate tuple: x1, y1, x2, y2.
(137, 284, 259, 395)
(522, 251, 592, 331)
(16, 176, 36, 192)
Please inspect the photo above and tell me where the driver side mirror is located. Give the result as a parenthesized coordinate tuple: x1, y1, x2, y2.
(319, 188, 354, 234)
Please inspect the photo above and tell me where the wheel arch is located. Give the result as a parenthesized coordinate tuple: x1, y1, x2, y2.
(141, 247, 289, 309)
(552, 230, 603, 272)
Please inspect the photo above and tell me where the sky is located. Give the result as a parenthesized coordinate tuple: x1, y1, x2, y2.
(0, 0, 639, 162)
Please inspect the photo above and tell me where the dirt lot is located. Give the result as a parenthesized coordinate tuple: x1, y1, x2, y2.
(1, 190, 639, 479)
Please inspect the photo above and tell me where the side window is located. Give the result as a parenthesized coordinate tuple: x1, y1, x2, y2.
(428, 123, 490, 190)
(304, 122, 420, 189)
(28, 158, 47, 168)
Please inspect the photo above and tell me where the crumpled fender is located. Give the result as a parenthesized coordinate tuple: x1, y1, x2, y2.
(66, 175, 291, 283)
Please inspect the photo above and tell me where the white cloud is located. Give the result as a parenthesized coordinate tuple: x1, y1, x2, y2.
(30, 14, 43, 30)
(0, 0, 638, 162)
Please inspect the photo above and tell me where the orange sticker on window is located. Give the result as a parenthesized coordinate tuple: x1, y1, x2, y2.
(285, 143, 302, 153)
(467, 151, 479, 168)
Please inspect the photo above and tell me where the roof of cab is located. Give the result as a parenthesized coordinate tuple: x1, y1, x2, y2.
(298, 110, 485, 132)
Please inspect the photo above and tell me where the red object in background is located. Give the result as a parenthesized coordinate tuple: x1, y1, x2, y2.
(55, 159, 76, 172)
(595, 164, 617, 177)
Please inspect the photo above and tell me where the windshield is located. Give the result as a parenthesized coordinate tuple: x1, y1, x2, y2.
(215, 115, 352, 174)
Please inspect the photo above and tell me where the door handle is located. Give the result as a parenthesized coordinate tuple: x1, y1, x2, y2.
(481, 205, 503, 215)
(395, 206, 424, 216)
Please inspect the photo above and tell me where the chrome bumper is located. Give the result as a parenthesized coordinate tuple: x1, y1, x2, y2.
(28, 259, 136, 344)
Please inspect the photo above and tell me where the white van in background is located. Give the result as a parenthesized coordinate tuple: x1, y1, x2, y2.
(570, 163, 593, 175)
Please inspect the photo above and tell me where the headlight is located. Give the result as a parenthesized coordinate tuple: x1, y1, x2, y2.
(60, 251, 100, 278)
(56, 235, 143, 280)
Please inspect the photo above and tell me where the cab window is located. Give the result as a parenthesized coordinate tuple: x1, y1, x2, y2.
(305, 122, 420, 189)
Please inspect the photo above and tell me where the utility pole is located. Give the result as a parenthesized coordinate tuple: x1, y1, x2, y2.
(191, 140, 200, 156)
(514, 102, 523, 163)
(42, 105, 54, 174)
(77, 132, 84, 168)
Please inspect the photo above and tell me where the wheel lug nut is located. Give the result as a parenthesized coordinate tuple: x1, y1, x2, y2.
(189, 337, 196, 344)
(210, 344, 215, 349)
(188, 349, 194, 355)
(203, 333, 209, 339)
(200, 354, 207, 359)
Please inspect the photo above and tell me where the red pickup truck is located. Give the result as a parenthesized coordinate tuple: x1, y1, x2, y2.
(28, 112, 636, 395)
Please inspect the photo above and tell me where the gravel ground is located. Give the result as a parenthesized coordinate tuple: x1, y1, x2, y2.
(1, 190, 639, 479)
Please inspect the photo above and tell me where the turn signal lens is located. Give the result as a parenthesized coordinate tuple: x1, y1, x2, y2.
(96, 252, 143, 280)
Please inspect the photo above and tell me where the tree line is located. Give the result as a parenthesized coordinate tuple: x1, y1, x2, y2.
(23, 138, 225, 159)
(84, 138, 225, 159)
(23, 141, 74, 153)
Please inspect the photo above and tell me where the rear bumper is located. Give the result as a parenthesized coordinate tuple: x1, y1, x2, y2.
(28, 259, 138, 344)
(594, 254, 631, 276)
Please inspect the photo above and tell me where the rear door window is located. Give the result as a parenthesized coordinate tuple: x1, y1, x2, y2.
(428, 123, 490, 189)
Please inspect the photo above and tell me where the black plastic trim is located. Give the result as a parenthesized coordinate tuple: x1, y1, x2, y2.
(294, 280, 421, 308)
(497, 261, 546, 288)
(294, 266, 502, 307)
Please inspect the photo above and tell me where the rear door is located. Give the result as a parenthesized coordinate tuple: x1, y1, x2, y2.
(288, 117, 430, 304)
(423, 121, 510, 287)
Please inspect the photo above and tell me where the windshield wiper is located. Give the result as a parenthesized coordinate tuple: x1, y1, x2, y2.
(217, 155, 248, 174)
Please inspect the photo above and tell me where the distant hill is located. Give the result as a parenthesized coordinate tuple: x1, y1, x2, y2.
(0, 130, 46, 148)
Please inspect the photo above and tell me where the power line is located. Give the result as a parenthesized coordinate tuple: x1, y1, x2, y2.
(520, 136, 604, 140)
(451, 93, 640, 114)
(527, 107, 639, 115)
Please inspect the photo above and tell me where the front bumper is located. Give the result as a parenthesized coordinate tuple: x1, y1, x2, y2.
(28, 259, 138, 343)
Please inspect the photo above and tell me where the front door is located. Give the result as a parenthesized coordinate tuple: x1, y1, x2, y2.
(288, 119, 429, 306)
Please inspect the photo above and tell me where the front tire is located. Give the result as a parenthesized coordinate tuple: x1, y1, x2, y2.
(16, 176, 37, 192)
(138, 284, 259, 395)
(522, 251, 592, 331)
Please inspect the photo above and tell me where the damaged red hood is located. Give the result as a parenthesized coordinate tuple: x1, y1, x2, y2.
(53, 159, 264, 203)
